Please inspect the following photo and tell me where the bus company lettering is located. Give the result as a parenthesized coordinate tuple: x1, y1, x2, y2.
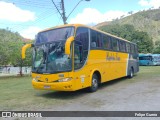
(106, 52, 121, 61)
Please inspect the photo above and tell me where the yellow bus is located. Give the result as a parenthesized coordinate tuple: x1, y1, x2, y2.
(22, 24, 139, 92)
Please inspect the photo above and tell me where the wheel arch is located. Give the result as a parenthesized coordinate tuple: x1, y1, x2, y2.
(90, 69, 101, 84)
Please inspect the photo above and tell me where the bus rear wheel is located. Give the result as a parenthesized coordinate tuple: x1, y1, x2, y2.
(88, 74, 99, 92)
(128, 67, 134, 78)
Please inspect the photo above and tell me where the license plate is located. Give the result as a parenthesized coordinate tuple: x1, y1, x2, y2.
(44, 85, 51, 89)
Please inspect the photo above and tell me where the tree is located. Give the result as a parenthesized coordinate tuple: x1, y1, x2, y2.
(131, 31, 153, 53)
(153, 40, 160, 53)
(0, 29, 32, 66)
(0, 29, 23, 66)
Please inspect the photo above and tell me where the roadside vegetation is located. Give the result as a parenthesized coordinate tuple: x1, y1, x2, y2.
(0, 29, 32, 67)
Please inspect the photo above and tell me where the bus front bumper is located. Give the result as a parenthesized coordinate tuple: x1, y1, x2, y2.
(32, 80, 75, 91)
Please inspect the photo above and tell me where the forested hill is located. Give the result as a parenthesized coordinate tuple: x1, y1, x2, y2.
(95, 8, 160, 43)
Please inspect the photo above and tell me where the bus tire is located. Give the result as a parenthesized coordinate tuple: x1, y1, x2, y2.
(88, 74, 99, 92)
(128, 67, 134, 78)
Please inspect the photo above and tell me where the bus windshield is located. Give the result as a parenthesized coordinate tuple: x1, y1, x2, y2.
(32, 41, 72, 73)
(32, 27, 74, 73)
(35, 27, 74, 44)
(152, 56, 160, 62)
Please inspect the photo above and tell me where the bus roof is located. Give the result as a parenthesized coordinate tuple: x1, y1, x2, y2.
(139, 53, 152, 56)
(39, 24, 136, 45)
(139, 53, 160, 55)
(152, 54, 160, 56)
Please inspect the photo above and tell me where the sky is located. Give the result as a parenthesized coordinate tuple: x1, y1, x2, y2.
(0, 0, 160, 39)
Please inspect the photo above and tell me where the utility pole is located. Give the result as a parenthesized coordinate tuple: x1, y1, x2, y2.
(61, 0, 67, 24)
(51, 0, 90, 25)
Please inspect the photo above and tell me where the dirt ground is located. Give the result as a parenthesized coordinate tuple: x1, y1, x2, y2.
(42, 72, 160, 111)
(39, 66, 160, 120)
(1, 66, 160, 120)
(30, 67, 160, 120)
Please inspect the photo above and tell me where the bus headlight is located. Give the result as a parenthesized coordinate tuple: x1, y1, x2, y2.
(33, 76, 41, 82)
(58, 77, 72, 82)
(33, 78, 38, 82)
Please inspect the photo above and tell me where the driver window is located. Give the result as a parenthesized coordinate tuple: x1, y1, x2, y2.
(74, 44, 83, 70)
(74, 27, 89, 70)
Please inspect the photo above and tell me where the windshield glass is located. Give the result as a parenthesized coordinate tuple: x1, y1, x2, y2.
(32, 41, 72, 73)
(152, 56, 160, 62)
(35, 27, 74, 44)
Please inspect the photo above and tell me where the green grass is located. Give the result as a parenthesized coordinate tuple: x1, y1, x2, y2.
(0, 66, 160, 110)
(126, 66, 160, 84)
(0, 76, 69, 111)
(138, 66, 160, 78)
(0, 76, 88, 111)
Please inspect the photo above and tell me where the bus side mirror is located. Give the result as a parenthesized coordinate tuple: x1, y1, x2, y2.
(65, 36, 74, 55)
(22, 44, 33, 59)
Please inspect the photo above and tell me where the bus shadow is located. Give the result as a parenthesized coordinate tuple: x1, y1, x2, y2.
(38, 76, 136, 99)
(98, 77, 127, 90)
(37, 89, 87, 100)
(98, 75, 137, 90)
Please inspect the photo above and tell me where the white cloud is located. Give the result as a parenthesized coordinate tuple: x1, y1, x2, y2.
(69, 8, 128, 25)
(138, 0, 150, 6)
(20, 26, 42, 39)
(104, 11, 128, 21)
(0, 1, 35, 22)
(138, 0, 160, 9)
(150, 0, 160, 8)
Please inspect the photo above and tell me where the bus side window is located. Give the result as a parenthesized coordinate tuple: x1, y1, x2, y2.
(97, 33, 102, 47)
(103, 35, 110, 49)
(117, 40, 120, 51)
(139, 57, 142, 60)
(91, 30, 102, 48)
(75, 27, 89, 70)
(126, 43, 131, 53)
(131, 44, 135, 53)
(111, 38, 119, 51)
(119, 41, 126, 52)
(134, 45, 138, 53)
(91, 30, 97, 48)
(74, 44, 83, 69)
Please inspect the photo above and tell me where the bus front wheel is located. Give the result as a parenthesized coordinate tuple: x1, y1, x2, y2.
(88, 74, 99, 92)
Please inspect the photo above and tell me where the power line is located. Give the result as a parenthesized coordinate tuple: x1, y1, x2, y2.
(0, 10, 56, 26)
(51, 0, 90, 24)
(11, 11, 56, 31)
(1, 10, 57, 32)
(1, 0, 82, 34)
(5, 0, 55, 9)
(51, 0, 63, 20)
